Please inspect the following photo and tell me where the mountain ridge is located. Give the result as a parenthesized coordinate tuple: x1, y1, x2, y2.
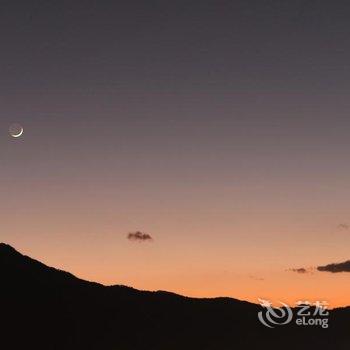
(0, 242, 349, 349)
(0, 242, 253, 304)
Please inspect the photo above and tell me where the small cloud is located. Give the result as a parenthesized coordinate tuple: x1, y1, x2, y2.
(287, 267, 314, 274)
(317, 260, 350, 273)
(337, 223, 349, 231)
(249, 275, 265, 281)
(127, 231, 153, 242)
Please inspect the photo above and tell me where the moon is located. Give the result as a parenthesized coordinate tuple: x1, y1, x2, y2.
(9, 123, 24, 138)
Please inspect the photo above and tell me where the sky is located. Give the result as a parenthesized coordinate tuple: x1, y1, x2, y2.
(1, 0, 350, 308)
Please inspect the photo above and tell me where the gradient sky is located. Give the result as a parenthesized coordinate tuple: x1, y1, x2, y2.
(2, 0, 350, 308)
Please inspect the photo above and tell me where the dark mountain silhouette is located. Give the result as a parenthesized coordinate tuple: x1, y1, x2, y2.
(0, 242, 349, 349)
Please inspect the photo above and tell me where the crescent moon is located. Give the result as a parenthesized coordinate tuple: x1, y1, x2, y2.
(12, 127, 24, 138)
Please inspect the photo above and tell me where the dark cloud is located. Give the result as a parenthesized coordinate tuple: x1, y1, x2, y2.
(337, 223, 349, 231)
(317, 260, 350, 273)
(127, 231, 153, 242)
(288, 267, 314, 274)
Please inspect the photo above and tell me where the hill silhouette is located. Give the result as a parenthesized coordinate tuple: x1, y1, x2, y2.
(0, 242, 349, 349)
